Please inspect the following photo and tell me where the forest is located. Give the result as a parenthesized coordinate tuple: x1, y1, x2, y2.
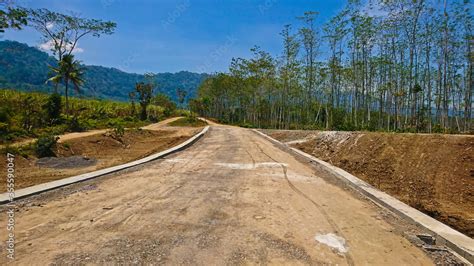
(191, 0, 473, 133)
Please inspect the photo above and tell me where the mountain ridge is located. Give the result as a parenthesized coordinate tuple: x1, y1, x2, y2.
(0, 40, 209, 102)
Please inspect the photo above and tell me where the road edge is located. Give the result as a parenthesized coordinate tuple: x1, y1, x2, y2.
(0, 126, 210, 204)
(252, 129, 474, 264)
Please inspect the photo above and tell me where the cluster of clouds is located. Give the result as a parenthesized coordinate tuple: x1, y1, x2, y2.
(38, 22, 85, 54)
(39, 39, 84, 54)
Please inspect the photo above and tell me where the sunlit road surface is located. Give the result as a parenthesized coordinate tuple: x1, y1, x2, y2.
(0, 125, 432, 265)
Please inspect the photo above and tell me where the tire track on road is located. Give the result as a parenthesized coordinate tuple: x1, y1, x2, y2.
(251, 137, 355, 266)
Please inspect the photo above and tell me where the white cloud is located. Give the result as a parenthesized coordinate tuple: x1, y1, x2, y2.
(71, 47, 84, 54)
(46, 22, 54, 30)
(38, 40, 53, 51)
(39, 40, 84, 54)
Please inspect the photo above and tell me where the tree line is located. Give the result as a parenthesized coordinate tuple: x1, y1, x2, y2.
(191, 0, 473, 133)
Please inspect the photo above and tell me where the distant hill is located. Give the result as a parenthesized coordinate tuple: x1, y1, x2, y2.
(0, 40, 209, 102)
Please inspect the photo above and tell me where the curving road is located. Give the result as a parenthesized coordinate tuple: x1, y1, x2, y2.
(0, 117, 183, 149)
(0, 125, 433, 265)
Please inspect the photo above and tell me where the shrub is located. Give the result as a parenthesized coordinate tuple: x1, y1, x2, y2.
(238, 122, 254, 128)
(0, 122, 8, 134)
(168, 116, 207, 127)
(2, 145, 19, 156)
(62, 142, 71, 150)
(43, 93, 62, 124)
(112, 123, 125, 139)
(35, 133, 59, 158)
(1, 145, 30, 159)
(173, 109, 191, 117)
(67, 116, 87, 132)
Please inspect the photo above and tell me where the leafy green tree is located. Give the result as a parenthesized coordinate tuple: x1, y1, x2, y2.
(35, 133, 58, 158)
(133, 82, 154, 120)
(298, 11, 319, 111)
(0, 2, 27, 32)
(153, 93, 176, 116)
(25, 8, 116, 61)
(176, 88, 187, 107)
(128, 91, 137, 116)
(192, 0, 473, 133)
(48, 54, 84, 116)
(43, 93, 62, 124)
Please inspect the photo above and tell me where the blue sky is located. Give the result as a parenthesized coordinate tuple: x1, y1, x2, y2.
(3, 0, 347, 74)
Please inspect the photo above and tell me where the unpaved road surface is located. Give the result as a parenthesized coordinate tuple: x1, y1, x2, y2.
(0, 125, 434, 265)
(0, 117, 183, 148)
(58, 116, 183, 143)
(0, 117, 196, 191)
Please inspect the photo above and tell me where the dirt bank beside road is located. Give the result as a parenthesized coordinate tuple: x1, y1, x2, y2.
(0, 123, 201, 191)
(262, 129, 474, 237)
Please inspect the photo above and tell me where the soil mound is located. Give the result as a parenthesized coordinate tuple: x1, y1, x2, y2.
(263, 129, 474, 237)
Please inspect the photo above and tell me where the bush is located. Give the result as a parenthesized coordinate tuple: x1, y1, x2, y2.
(35, 133, 59, 158)
(0, 122, 8, 134)
(173, 109, 191, 117)
(43, 93, 62, 124)
(238, 122, 255, 128)
(112, 123, 125, 139)
(67, 116, 87, 132)
(0, 145, 30, 159)
(168, 116, 207, 127)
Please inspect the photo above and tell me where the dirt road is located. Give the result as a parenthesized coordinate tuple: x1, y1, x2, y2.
(0, 117, 183, 149)
(0, 125, 433, 265)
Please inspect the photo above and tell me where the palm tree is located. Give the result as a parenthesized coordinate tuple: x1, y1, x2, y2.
(48, 54, 84, 116)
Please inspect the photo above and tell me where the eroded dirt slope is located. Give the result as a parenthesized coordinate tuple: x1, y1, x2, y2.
(262, 130, 474, 237)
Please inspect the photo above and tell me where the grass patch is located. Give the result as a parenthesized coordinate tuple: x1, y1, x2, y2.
(168, 117, 207, 127)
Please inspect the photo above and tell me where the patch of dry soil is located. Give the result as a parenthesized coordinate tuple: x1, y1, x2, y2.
(0, 127, 201, 191)
(262, 129, 474, 238)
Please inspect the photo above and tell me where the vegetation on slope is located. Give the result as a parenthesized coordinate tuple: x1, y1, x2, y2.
(168, 116, 207, 127)
(0, 89, 177, 144)
(0, 40, 209, 102)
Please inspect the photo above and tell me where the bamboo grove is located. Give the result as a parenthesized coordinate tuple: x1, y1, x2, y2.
(190, 0, 473, 133)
